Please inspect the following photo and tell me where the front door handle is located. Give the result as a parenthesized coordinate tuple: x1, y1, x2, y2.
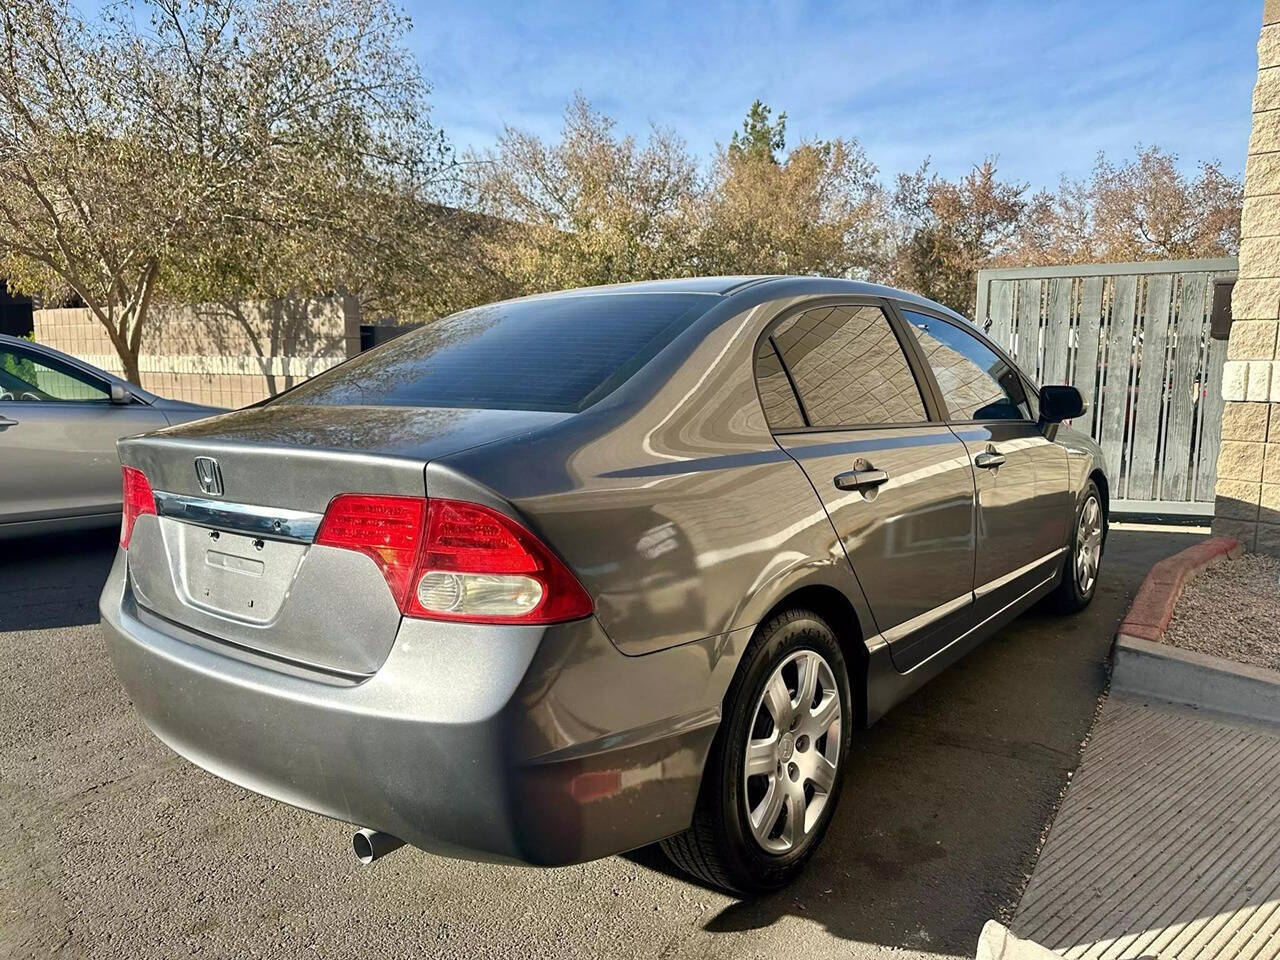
(0, 415, 17, 430)
(834, 468, 890, 491)
(975, 451, 1006, 470)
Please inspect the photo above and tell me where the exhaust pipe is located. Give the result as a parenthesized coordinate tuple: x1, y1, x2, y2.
(352, 828, 405, 865)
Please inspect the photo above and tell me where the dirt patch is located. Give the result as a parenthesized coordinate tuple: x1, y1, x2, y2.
(1163, 553, 1280, 670)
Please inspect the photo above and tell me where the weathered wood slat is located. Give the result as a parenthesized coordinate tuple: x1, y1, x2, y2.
(1127, 276, 1173, 500)
(1161, 274, 1208, 501)
(1195, 321, 1228, 503)
(1042, 278, 1073, 385)
(976, 260, 1233, 511)
(1099, 276, 1137, 482)
(1015, 279, 1041, 375)
(987, 281, 1015, 351)
(1073, 277, 1105, 437)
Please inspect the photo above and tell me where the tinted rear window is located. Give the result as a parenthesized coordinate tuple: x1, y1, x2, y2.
(274, 293, 716, 413)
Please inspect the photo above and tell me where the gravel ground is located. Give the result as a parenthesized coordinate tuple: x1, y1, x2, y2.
(1163, 553, 1280, 670)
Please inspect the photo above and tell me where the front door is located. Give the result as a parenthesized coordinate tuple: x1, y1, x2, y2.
(756, 301, 977, 672)
(0, 344, 166, 523)
(895, 308, 1072, 618)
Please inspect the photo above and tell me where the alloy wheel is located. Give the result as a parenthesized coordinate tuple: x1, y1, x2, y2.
(1075, 495, 1103, 594)
(742, 650, 842, 854)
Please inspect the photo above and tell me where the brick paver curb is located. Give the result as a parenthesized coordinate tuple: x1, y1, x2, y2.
(1115, 536, 1243, 643)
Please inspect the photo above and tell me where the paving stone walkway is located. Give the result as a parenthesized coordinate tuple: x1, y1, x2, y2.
(1013, 694, 1280, 960)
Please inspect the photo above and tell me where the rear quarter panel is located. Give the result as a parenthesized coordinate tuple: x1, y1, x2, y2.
(436, 295, 875, 656)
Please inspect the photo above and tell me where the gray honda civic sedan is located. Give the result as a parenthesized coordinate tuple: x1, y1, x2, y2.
(101, 276, 1107, 895)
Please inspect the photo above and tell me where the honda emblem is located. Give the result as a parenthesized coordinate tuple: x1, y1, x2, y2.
(194, 457, 224, 497)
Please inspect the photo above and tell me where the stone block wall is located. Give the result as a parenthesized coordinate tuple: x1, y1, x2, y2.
(1216, 0, 1280, 553)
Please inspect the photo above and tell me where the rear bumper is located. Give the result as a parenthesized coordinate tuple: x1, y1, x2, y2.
(100, 549, 737, 866)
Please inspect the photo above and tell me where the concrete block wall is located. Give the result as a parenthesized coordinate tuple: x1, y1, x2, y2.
(1216, 1, 1280, 554)
(34, 295, 361, 409)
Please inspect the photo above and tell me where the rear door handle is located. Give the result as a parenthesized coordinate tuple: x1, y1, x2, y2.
(975, 451, 1006, 470)
(834, 468, 889, 491)
(0, 415, 17, 429)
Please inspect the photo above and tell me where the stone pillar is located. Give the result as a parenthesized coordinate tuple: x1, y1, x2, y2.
(1216, 0, 1280, 554)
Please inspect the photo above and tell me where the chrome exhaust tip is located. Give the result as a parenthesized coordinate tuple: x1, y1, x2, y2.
(352, 828, 405, 865)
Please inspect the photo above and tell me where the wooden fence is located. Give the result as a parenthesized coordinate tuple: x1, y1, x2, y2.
(975, 258, 1238, 516)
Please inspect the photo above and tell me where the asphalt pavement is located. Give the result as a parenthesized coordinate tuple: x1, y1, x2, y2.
(1, 525, 1203, 960)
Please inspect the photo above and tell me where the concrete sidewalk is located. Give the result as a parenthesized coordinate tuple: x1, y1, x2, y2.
(1012, 694, 1280, 960)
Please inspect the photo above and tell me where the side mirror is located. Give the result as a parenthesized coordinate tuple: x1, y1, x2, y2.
(109, 383, 133, 405)
(1040, 385, 1085, 424)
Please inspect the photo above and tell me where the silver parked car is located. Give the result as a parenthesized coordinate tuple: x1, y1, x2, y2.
(101, 277, 1107, 894)
(0, 334, 220, 538)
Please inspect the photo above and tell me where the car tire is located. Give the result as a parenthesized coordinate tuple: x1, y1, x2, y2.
(1048, 479, 1106, 614)
(660, 607, 852, 896)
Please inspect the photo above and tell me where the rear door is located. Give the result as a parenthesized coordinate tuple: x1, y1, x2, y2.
(894, 307, 1071, 620)
(0, 343, 166, 523)
(757, 299, 977, 672)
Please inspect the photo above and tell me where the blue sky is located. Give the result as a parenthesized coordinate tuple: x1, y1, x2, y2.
(406, 0, 1260, 190)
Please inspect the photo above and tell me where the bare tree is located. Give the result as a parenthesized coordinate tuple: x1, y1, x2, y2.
(702, 109, 890, 279)
(889, 159, 1030, 315)
(1013, 146, 1242, 266)
(0, 0, 449, 383)
(462, 95, 704, 293)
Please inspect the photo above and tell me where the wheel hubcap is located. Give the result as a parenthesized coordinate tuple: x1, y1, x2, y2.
(1075, 495, 1103, 594)
(743, 650, 842, 854)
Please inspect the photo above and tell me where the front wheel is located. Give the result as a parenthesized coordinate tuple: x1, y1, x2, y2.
(660, 608, 852, 895)
(1048, 480, 1105, 614)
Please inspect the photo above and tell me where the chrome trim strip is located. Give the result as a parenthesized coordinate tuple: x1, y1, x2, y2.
(974, 547, 1067, 599)
(903, 572, 1058, 676)
(153, 491, 323, 544)
(872, 547, 1066, 650)
(881, 592, 972, 645)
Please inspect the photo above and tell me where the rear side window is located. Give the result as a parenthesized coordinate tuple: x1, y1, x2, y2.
(275, 293, 715, 413)
(900, 310, 1029, 421)
(753, 339, 805, 429)
(764, 304, 926, 428)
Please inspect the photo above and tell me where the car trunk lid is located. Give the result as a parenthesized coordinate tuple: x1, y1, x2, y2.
(118, 403, 569, 676)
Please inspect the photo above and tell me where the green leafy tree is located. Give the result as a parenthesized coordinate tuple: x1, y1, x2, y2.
(729, 99, 786, 164)
(0, 0, 451, 383)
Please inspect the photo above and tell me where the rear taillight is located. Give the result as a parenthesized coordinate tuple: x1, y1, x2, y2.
(314, 494, 427, 610)
(120, 466, 156, 548)
(315, 495, 593, 625)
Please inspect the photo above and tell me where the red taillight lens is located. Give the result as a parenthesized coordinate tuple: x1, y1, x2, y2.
(120, 466, 156, 548)
(314, 494, 427, 611)
(314, 494, 593, 625)
(413, 498, 594, 623)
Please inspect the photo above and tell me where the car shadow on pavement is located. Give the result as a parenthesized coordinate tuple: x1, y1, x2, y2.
(631, 527, 1207, 955)
(0, 528, 119, 631)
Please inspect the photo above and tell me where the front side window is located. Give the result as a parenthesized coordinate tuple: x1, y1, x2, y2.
(0, 347, 109, 402)
(901, 310, 1028, 422)
(767, 304, 926, 428)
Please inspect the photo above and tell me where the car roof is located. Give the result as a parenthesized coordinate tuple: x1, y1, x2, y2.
(508, 276, 777, 298)
(505, 276, 970, 323)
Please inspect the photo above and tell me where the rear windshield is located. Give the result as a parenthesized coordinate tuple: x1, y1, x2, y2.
(273, 293, 716, 413)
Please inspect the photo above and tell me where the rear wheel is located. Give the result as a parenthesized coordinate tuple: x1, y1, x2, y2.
(1048, 480, 1105, 613)
(660, 608, 852, 895)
